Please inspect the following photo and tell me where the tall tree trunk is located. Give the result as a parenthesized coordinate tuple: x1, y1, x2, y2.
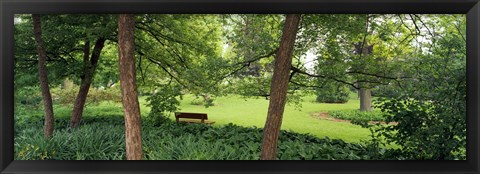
(69, 38, 106, 128)
(359, 87, 372, 111)
(118, 14, 143, 160)
(32, 14, 55, 138)
(354, 42, 374, 112)
(260, 14, 301, 160)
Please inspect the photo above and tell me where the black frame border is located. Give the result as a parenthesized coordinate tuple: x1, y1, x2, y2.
(1, 0, 479, 174)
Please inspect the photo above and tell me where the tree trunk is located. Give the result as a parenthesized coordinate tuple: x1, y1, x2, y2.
(260, 14, 301, 160)
(118, 14, 143, 160)
(32, 14, 55, 138)
(359, 88, 372, 111)
(354, 42, 374, 112)
(69, 38, 106, 128)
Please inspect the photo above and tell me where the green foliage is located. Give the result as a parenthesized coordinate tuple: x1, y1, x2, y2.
(15, 86, 43, 107)
(15, 123, 126, 160)
(229, 76, 271, 99)
(50, 85, 122, 106)
(135, 14, 226, 97)
(373, 97, 465, 160)
(190, 97, 204, 106)
(366, 14, 467, 160)
(145, 84, 183, 125)
(315, 81, 350, 103)
(15, 117, 389, 160)
(189, 94, 216, 108)
(13, 14, 467, 161)
(14, 14, 117, 89)
(329, 110, 385, 122)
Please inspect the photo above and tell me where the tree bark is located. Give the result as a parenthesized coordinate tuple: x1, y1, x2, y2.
(118, 14, 143, 160)
(69, 38, 106, 128)
(359, 87, 372, 111)
(32, 14, 55, 138)
(260, 14, 301, 160)
(354, 42, 374, 112)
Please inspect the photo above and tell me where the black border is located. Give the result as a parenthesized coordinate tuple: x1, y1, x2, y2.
(1, 0, 479, 174)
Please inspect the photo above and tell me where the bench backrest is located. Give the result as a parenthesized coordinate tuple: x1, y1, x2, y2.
(175, 112, 208, 123)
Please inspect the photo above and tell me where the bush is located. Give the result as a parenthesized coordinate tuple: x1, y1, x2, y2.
(315, 81, 350, 103)
(145, 84, 183, 126)
(15, 86, 42, 107)
(190, 98, 204, 105)
(190, 94, 216, 107)
(50, 85, 122, 106)
(373, 98, 466, 160)
(329, 110, 385, 122)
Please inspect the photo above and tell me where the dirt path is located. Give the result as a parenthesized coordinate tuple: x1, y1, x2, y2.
(310, 112, 398, 125)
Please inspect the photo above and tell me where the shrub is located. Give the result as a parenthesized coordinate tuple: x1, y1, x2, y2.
(50, 85, 122, 106)
(328, 110, 385, 122)
(373, 98, 466, 160)
(190, 98, 204, 105)
(15, 86, 42, 107)
(190, 94, 216, 107)
(145, 84, 183, 126)
(315, 81, 350, 103)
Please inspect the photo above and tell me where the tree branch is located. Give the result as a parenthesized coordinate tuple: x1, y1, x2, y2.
(144, 56, 188, 88)
(290, 65, 359, 89)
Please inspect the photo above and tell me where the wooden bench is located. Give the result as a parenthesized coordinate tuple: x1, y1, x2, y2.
(174, 112, 215, 124)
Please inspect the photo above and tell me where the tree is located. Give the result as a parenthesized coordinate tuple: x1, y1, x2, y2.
(289, 14, 418, 111)
(353, 41, 375, 111)
(118, 14, 143, 160)
(32, 14, 55, 138)
(260, 14, 301, 160)
(69, 37, 106, 128)
(371, 14, 467, 160)
(60, 15, 115, 128)
(135, 14, 225, 107)
(14, 14, 116, 128)
(222, 14, 282, 99)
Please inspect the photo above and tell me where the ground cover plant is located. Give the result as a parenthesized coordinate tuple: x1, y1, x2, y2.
(15, 115, 397, 160)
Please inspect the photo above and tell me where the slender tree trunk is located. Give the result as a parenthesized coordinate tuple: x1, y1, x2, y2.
(260, 14, 301, 160)
(32, 14, 55, 138)
(118, 14, 143, 160)
(70, 38, 106, 128)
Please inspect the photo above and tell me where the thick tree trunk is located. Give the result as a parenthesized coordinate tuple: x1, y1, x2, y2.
(70, 38, 106, 128)
(354, 42, 374, 112)
(118, 14, 143, 160)
(359, 88, 372, 111)
(260, 14, 301, 160)
(32, 14, 55, 138)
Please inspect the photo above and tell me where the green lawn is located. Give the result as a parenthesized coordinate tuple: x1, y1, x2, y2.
(39, 92, 372, 143)
(139, 92, 372, 143)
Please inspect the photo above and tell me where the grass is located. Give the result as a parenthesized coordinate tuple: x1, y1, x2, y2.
(17, 92, 375, 143)
(157, 92, 372, 143)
